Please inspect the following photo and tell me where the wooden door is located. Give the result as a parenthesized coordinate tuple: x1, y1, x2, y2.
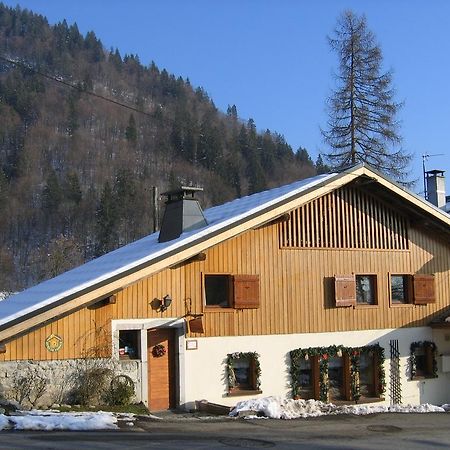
(147, 328, 176, 410)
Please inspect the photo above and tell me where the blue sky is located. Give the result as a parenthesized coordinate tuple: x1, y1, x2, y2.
(3, 0, 450, 195)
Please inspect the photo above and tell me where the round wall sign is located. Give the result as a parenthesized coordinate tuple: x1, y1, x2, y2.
(45, 334, 63, 352)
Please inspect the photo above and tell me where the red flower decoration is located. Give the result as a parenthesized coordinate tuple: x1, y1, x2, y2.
(152, 344, 166, 357)
(322, 354, 328, 360)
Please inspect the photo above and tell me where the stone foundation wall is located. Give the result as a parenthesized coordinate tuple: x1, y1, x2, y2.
(0, 358, 141, 408)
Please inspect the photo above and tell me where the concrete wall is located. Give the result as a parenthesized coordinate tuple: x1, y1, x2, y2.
(182, 326, 444, 409)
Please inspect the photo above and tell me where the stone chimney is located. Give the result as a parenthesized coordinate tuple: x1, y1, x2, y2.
(426, 170, 446, 208)
(158, 186, 207, 243)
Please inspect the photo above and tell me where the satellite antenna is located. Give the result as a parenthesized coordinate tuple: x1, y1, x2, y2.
(422, 153, 444, 199)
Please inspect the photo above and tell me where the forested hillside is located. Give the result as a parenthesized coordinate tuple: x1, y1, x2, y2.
(0, 4, 317, 291)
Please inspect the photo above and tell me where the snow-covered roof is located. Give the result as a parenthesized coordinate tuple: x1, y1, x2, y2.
(1, 163, 449, 335)
(0, 172, 336, 328)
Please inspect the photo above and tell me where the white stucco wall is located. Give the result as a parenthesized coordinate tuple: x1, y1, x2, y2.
(1, 324, 446, 410)
(182, 326, 444, 409)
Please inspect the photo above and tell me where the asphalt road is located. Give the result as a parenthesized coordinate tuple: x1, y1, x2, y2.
(1, 413, 450, 449)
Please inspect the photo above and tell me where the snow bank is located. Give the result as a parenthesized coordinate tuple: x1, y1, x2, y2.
(0, 415, 9, 430)
(230, 396, 446, 420)
(0, 411, 118, 431)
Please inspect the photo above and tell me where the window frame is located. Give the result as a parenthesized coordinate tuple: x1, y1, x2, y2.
(358, 350, 380, 399)
(389, 273, 413, 307)
(327, 354, 351, 402)
(410, 341, 437, 379)
(295, 355, 320, 400)
(118, 329, 141, 360)
(355, 274, 378, 307)
(226, 352, 262, 396)
(203, 273, 234, 311)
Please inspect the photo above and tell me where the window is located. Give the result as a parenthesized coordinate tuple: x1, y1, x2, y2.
(328, 356, 347, 401)
(226, 352, 262, 396)
(297, 356, 318, 400)
(334, 274, 377, 307)
(359, 351, 377, 398)
(118, 330, 140, 359)
(290, 345, 385, 403)
(410, 341, 437, 379)
(205, 275, 232, 307)
(204, 274, 260, 309)
(389, 274, 435, 306)
(356, 275, 377, 305)
(391, 275, 410, 304)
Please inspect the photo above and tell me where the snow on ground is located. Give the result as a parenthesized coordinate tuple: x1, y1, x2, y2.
(0, 398, 447, 431)
(229, 397, 446, 420)
(0, 410, 118, 431)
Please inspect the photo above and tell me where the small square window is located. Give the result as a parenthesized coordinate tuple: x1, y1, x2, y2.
(205, 275, 231, 307)
(118, 330, 140, 359)
(391, 275, 410, 304)
(227, 352, 261, 395)
(356, 275, 377, 305)
(411, 342, 437, 379)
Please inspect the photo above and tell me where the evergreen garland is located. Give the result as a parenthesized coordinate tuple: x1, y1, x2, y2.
(410, 341, 438, 379)
(290, 343, 386, 403)
(226, 352, 261, 391)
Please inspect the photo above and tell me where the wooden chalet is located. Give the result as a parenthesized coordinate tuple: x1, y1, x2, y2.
(0, 164, 449, 410)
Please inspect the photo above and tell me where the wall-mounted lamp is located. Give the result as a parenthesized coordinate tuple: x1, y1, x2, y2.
(153, 294, 172, 312)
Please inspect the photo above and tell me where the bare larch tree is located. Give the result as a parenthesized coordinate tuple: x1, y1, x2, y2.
(321, 10, 411, 183)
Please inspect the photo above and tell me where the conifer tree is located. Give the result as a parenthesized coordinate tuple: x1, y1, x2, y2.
(125, 113, 137, 144)
(321, 11, 411, 182)
(95, 182, 117, 256)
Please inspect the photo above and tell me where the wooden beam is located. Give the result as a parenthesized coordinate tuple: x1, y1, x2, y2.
(170, 252, 207, 269)
(87, 294, 117, 310)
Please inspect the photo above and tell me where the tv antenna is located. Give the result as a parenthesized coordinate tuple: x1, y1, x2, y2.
(422, 153, 444, 199)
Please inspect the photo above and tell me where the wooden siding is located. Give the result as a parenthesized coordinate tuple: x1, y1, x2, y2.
(1, 187, 450, 361)
(279, 187, 409, 250)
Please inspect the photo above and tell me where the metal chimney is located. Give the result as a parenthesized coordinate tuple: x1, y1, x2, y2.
(426, 170, 446, 208)
(158, 186, 207, 243)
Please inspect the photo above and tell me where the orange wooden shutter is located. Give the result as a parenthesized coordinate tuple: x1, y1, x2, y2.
(413, 274, 435, 304)
(233, 275, 260, 309)
(334, 275, 356, 307)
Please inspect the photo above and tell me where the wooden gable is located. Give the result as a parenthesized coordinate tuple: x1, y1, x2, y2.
(279, 186, 409, 250)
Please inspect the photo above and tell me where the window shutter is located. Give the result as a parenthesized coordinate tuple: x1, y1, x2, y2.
(334, 275, 356, 307)
(413, 274, 436, 304)
(233, 275, 260, 309)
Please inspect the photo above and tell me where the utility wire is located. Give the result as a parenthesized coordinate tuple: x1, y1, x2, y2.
(0, 53, 155, 118)
(0, 54, 300, 157)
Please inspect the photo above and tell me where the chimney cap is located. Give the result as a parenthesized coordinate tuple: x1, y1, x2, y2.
(162, 186, 203, 203)
(426, 169, 445, 176)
